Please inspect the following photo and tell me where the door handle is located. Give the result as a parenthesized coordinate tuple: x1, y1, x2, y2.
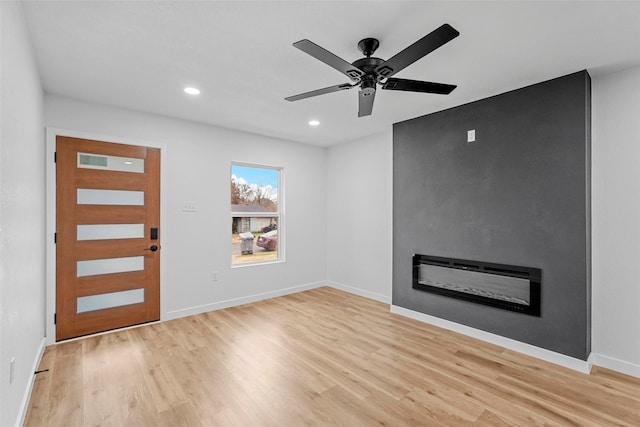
(144, 245, 159, 252)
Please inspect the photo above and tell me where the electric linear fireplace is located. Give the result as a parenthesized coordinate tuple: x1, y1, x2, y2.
(413, 254, 541, 316)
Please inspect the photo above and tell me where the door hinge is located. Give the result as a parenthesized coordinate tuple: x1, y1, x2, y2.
(54, 313, 57, 325)
(54, 152, 57, 163)
(54, 232, 57, 244)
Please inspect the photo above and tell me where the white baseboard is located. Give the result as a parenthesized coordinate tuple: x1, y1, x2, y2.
(326, 281, 392, 304)
(164, 281, 326, 320)
(390, 305, 593, 374)
(16, 337, 46, 427)
(589, 352, 640, 378)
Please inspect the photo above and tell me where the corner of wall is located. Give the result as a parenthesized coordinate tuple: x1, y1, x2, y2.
(327, 281, 392, 305)
(588, 352, 640, 379)
(15, 338, 46, 427)
(325, 131, 393, 302)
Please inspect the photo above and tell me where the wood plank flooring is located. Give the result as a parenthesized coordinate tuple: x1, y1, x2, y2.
(24, 287, 640, 426)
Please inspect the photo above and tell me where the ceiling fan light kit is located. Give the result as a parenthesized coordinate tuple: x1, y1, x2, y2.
(285, 24, 460, 117)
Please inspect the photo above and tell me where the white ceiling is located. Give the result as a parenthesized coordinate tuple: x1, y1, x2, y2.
(20, 0, 640, 147)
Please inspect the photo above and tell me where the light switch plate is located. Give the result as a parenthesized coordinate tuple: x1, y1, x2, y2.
(182, 201, 197, 212)
(467, 129, 476, 143)
(10, 357, 15, 384)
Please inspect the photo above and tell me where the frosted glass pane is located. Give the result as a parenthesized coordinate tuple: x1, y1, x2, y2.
(77, 224, 144, 241)
(77, 189, 144, 205)
(77, 256, 144, 277)
(77, 288, 144, 313)
(78, 153, 144, 173)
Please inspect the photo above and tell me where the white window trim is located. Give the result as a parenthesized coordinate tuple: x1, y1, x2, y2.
(230, 163, 284, 267)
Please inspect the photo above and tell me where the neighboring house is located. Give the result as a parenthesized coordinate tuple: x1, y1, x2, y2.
(231, 204, 277, 233)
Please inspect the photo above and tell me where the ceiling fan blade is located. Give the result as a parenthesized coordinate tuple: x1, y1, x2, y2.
(382, 78, 456, 94)
(358, 89, 376, 117)
(293, 39, 364, 82)
(285, 83, 355, 102)
(375, 24, 459, 79)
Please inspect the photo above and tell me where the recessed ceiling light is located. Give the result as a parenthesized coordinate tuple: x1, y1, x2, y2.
(184, 87, 200, 95)
(308, 120, 320, 126)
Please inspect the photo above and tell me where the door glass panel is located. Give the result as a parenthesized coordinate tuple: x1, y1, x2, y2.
(77, 256, 144, 277)
(77, 224, 144, 241)
(77, 288, 145, 313)
(77, 153, 144, 173)
(77, 189, 144, 205)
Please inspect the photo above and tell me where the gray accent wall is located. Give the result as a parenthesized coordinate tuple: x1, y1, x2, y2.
(393, 71, 591, 360)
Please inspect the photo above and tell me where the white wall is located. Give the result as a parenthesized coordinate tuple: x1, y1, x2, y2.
(326, 130, 393, 303)
(591, 65, 640, 377)
(44, 94, 326, 323)
(0, 2, 46, 426)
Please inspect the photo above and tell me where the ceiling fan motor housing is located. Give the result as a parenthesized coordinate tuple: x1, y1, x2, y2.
(352, 57, 385, 74)
(352, 56, 386, 90)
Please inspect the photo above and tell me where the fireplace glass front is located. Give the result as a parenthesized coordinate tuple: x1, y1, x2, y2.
(412, 254, 541, 316)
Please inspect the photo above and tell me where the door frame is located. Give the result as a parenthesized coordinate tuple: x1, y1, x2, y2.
(45, 127, 168, 345)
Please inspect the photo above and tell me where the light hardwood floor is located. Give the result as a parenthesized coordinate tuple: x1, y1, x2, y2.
(25, 287, 640, 426)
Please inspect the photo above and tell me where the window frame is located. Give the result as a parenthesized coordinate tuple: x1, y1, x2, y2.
(230, 162, 283, 267)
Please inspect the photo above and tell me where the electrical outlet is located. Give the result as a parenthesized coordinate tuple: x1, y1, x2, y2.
(212, 271, 218, 282)
(10, 357, 15, 384)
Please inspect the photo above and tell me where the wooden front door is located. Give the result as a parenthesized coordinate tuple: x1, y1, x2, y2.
(56, 136, 160, 341)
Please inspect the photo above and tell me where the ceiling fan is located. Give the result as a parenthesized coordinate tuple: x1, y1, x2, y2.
(285, 24, 460, 117)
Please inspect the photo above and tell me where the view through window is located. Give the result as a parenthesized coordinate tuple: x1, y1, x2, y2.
(231, 164, 280, 265)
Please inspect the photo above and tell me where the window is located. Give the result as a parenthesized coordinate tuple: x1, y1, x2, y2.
(231, 163, 281, 265)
